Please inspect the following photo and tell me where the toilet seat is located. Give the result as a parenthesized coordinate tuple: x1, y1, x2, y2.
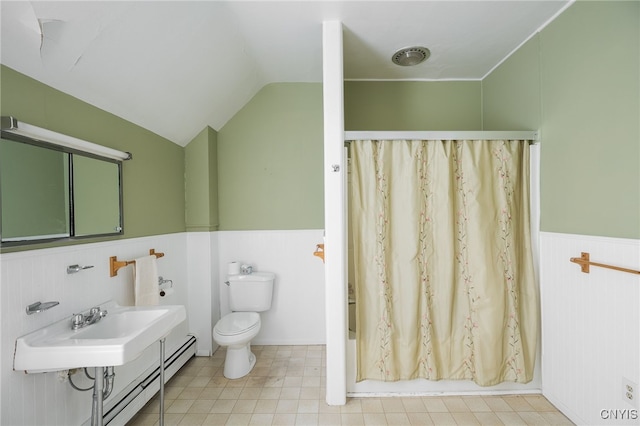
(214, 312, 260, 337)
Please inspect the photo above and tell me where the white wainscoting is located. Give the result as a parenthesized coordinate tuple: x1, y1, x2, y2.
(540, 232, 640, 425)
(0, 234, 191, 425)
(216, 230, 326, 345)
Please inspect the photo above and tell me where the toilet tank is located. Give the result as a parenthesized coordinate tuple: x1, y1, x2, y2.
(228, 271, 275, 312)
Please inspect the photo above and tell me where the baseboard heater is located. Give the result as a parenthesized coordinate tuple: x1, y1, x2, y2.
(101, 335, 197, 425)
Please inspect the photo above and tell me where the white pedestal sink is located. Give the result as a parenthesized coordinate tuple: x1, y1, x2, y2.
(14, 301, 186, 426)
(14, 301, 186, 372)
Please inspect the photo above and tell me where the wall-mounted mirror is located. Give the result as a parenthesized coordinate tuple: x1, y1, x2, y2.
(0, 117, 130, 246)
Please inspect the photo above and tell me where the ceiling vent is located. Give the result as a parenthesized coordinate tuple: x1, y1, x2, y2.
(391, 46, 430, 66)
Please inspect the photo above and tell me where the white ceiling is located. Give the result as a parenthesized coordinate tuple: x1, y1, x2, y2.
(1, 1, 571, 146)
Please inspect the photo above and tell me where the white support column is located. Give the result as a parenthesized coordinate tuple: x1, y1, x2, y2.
(322, 20, 347, 406)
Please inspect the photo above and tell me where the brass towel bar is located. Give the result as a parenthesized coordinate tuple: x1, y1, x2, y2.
(110, 249, 164, 277)
(570, 252, 640, 275)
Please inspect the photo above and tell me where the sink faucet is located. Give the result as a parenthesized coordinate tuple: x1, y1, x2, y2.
(71, 306, 108, 330)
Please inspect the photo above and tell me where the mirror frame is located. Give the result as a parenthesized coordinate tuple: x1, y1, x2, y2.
(0, 117, 127, 246)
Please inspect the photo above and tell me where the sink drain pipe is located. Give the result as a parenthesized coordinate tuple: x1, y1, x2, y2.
(68, 366, 115, 426)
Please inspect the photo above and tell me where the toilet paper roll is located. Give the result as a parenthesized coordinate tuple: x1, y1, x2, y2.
(159, 288, 174, 297)
(228, 261, 241, 275)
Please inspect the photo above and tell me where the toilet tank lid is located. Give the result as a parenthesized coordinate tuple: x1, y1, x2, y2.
(228, 272, 275, 282)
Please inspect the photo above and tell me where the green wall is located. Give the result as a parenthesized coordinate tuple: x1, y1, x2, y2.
(483, 1, 640, 239)
(217, 83, 324, 230)
(482, 37, 541, 131)
(345, 81, 482, 130)
(0, 65, 186, 250)
(215, 81, 481, 230)
(185, 126, 219, 231)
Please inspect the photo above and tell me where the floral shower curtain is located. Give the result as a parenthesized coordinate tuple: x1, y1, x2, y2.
(350, 139, 537, 386)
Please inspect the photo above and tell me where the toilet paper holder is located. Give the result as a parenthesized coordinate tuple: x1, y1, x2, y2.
(158, 276, 173, 287)
(159, 276, 173, 297)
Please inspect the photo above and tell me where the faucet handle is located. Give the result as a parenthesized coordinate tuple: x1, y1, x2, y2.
(71, 314, 84, 329)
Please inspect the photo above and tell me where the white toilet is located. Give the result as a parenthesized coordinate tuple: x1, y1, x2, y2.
(213, 271, 275, 379)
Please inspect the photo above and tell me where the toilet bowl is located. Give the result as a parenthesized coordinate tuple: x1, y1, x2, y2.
(213, 271, 275, 379)
(213, 312, 261, 379)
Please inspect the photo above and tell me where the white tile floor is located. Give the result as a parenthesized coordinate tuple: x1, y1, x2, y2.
(127, 345, 573, 425)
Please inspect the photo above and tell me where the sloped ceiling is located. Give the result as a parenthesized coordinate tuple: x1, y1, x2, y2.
(1, 1, 571, 146)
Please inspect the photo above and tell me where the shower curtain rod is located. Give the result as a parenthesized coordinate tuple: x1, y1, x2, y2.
(344, 130, 539, 142)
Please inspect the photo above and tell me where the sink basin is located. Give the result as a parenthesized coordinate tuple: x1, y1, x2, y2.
(13, 302, 186, 372)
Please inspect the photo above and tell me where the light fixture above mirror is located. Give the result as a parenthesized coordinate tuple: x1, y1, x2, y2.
(1, 116, 132, 161)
